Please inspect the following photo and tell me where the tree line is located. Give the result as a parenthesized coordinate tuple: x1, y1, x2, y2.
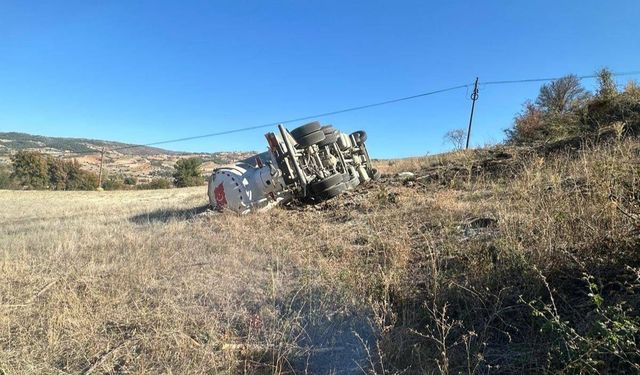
(0, 152, 206, 190)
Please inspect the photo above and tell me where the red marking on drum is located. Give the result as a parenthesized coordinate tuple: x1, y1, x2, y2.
(214, 182, 227, 208)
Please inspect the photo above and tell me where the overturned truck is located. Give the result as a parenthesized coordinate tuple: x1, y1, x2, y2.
(208, 121, 379, 213)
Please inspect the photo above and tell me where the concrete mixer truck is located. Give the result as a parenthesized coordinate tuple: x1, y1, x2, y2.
(207, 121, 379, 214)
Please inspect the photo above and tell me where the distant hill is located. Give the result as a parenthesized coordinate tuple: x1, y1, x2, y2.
(0, 132, 256, 183)
(1, 132, 192, 156)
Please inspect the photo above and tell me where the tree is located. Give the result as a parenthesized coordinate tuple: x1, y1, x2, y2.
(506, 101, 545, 144)
(74, 170, 99, 190)
(596, 68, 617, 99)
(63, 160, 99, 190)
(536, 75, 589, 113)
(173, 157, 204, 187)
(10, 151, 49, 189)
(47, 158, 68, 190)
(443, 129, 466, 150)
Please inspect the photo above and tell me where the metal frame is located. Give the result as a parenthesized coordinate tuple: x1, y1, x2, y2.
(277, 124, 308, 196)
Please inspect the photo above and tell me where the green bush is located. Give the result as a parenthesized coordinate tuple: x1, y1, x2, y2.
(0, 166, 16, 189)
(136, 178, 172, 190)
(524, 273, 640, 373)
(102, 177, 126, 191)
(102, 175, 137, 190)
(173, 157, 204, 187)
(123, 176, 137, 185)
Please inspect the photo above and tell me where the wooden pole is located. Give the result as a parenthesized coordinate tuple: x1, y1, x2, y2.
(98, 147, 105, 189)
(465, 77, 479, 150)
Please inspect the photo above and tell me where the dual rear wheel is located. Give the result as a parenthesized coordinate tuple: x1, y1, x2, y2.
(290, 122, 344, 148)
(291, 122, 369, 149)
(290, 121, 326, 148)
(309, 173, 347, 201)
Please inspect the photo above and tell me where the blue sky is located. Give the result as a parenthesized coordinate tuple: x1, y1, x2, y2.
(1, 1, 639, 158)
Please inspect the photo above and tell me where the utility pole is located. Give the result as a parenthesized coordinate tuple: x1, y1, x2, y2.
(465, 77, 479, 150)
(98, 147, 105, 189)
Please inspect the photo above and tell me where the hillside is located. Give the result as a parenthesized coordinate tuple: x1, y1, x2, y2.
(0, 132, 255, 183)
(1, 137, 638, 373)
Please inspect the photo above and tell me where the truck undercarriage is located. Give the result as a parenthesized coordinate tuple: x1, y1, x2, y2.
(207, 121, 378, 213)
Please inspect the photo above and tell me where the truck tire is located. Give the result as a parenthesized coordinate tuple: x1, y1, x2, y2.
(316, 182, 346, 200)
(317, 131, 338, 147)
(341, 171, 351, 183)
(351, 130, 367, 144)
(369, 168, 381, 180)
(295, 130, 325, 148)
(348, 175, 360, 189)
(290, 121, 321, 140)
(310, 173, 343, 193)
(321, 125, 335, 134)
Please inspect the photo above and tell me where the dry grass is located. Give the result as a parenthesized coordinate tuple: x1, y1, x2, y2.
(0, 188, 379, 373)
(1, 138, 639, 374)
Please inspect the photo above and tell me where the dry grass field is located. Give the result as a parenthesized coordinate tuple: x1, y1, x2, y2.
(1, 138, 639, 374)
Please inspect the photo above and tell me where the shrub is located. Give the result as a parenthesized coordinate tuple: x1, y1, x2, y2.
(173, 157, 204, 187)
(123, 176, 137, 185)
(506, 101, 545, 143)
(0, 165, 15, 189)
(624, 80, 640, 98)
(524, 273, 640, 373)
(584, 89, 640, 134)
(137, 178, 172, 190)
(102, 177, 126, 191)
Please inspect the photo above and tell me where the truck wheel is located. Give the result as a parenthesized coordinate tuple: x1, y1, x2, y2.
(341, 171, 351, 183)
(317, 131, 338, 147)
(321, 125, 335, 134)
(369, 168, 381, 180)
(316, 182, 346, 200)
(348, 176, 360, 189)
(351, 130, 367, 144)
(295, 130, 325, 148)
(290, 121, 321, 140)
(310, 173, 343, 193)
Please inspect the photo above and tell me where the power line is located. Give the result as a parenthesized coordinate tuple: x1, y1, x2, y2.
(66, 69, 640, 156)
(72, 82, 472, 155)
(482, 70, 640, 86)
